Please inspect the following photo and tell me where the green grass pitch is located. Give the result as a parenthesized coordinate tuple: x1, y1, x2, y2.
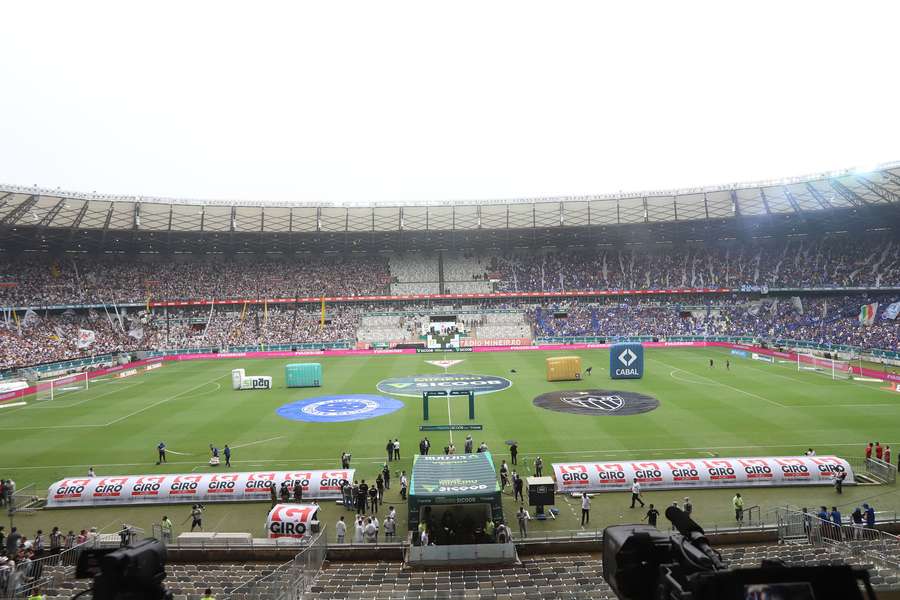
(1, 346, 898, 540)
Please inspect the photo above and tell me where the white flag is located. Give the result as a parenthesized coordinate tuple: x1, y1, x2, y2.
(23, 308, 40, 326)
(128, 326, 144, 341)
(76, 329, 96, 349)
(884, 302, 900, 320)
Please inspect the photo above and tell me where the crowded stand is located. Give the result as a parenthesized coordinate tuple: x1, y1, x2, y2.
(0, 255, 391, 306)
(1, 237, 898, 309)
(528, 293, 899, 350)
(494, 237, 900, 292)
(1, 292, 897, 371)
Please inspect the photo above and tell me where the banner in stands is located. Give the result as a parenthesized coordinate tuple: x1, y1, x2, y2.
(266, 504, 319, 539)
(149, 288, 733, 308)
(46, 469, 354, 507)
(551, 455, 854, 493)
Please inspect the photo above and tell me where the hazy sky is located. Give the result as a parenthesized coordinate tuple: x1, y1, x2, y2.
(1, 1, 898, 204)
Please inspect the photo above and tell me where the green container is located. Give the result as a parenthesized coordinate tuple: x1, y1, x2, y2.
(285, 363, 322, 388)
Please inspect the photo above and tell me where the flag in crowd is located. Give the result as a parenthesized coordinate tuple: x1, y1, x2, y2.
(76, 329, 96, 349)
(858, 302, 879, 326)
(883, 302, 900, 321)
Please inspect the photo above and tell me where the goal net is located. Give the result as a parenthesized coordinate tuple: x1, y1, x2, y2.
(797, 353, 851, 380)
(34, 372, 90, 402)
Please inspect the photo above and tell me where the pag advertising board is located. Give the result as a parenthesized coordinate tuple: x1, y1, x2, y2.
(46, 469, 354, 507)
(552, 456, 853, 493)
(266, 504, 319, 539)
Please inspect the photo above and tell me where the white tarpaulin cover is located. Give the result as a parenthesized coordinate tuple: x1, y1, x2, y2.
(47, 469, 354, 507)
(266, 504, 319, 539)
(552, 455, 853, 493)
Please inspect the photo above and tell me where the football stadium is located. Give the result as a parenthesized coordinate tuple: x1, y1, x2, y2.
(1, 167, 899, 598)
(2, 3, 900, 599)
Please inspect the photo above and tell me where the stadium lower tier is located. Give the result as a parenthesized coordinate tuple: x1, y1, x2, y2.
(1, 292, 897, 371)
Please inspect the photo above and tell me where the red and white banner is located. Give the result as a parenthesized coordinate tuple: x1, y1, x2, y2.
(46, 469, 354, 507)
(266, 504, 319, 539)
(552, 455, 853, 493)
(149, 287, 732, 308)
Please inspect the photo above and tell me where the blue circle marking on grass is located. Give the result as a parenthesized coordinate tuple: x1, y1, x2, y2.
(276, 395, 405, 423)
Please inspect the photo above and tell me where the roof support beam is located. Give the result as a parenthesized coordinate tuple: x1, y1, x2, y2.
(828, 179, 868, 207)
(781, 186, 803, 214)
(804, 183, 832, 209)
(70, 200, 90, 230)
(729, 190, 741, 217)
(855, 176, 900, 204)
(880, 171, 900, 187)
(758, 189, 771, 214)
(38, 198, 67, 227)
(1, 194, 38, 226)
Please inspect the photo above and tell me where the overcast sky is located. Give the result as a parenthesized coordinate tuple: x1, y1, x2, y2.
(1, 1, 898, 204)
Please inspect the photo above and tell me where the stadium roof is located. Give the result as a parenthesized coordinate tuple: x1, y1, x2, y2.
(2, 163, 899, 234)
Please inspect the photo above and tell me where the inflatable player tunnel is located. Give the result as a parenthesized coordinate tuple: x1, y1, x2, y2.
(546, 356, 582, 382)
(286, 363, 322, 388)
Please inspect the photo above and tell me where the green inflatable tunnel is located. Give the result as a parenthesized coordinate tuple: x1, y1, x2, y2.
(286, 363, 322, 388)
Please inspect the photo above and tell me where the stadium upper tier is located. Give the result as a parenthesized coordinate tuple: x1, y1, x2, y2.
(1, 164, 899, 236)
(0, 235, 898, 307)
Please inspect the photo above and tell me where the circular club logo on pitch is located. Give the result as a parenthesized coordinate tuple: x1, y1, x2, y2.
(277, 395, 404, 423)
(533, 389, 659, 416)
(376, 373, 512, 397)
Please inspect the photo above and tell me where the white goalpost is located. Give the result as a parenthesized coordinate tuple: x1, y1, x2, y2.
(34, 372, 90, 402)
(797, 353, 851, 380)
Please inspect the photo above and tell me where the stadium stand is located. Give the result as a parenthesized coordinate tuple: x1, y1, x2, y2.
(2, 292, 897, 370)
(442, 252, 494, 295)
(357, 313, 424, 345)
(1, 236, 898, 309)
(308, 554, 617, 600)
(389, 254, 441, 295)
(461, 311, 531, 341)
(35, 562, 287, 600)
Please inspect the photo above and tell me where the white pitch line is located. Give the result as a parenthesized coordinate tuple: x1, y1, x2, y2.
(164, 449, 193, 456)
(447, 395, 454, 445)
(7, 441, 895, 472)
(0, 402, 27, 409)
(651, 357, 787, 407)
(103, 373, 229, 426)
(25, 380, 146, 410)
(0, 373, 228, 431)
(229, 436, 286, 450)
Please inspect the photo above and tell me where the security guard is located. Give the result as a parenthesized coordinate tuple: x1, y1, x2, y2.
(160, 516, 173, 544)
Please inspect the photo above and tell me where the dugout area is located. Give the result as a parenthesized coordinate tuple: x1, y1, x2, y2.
(408, 452, 504, 545)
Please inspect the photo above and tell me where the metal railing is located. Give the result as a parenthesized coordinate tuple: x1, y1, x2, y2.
(776, 507, 900, 572)
(864, 457, 898, 484)
(221, 527, 328, 600)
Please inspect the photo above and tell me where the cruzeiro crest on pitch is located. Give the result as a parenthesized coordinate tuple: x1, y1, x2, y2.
(276, 394, 405, 423)
(533, 389, 658, 416)
(376, 373, 512, 397)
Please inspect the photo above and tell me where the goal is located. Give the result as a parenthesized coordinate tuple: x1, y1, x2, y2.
(797, 353, 851, 380)
(34, 372, 90, 402)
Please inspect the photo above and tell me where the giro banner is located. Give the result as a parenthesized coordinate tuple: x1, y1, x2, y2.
(266, 504, 319, 539)
(552, 455, 854, 493)
(46, 469, 354, 507)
